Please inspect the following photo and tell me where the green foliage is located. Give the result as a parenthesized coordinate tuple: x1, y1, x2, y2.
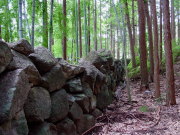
(139, 105, 149, 112)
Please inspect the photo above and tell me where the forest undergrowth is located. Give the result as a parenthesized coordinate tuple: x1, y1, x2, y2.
(83, 56, 180, 135)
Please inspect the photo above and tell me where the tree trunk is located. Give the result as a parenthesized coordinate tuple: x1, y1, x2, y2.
(151, 0, 160, 98)
(0, 25, 2, 40)
(144, 0, 154, 82)
(100, 0, 102, 49)
(159, 0, 163, 65)
(163, 0, 176, 105)
(43, 0, 48, 48)
(62, 0, 67, 59)
(49, 0, 54, 52)
(78, 0, 82, 57)
(93, 0, 97, 50)
(124, 0, 136, 68)
(31, 0, 35, 47)
(132, 0, 136, 47)
(18, 0, 23, 39)
(84, 0, 88, 56)
(87, 2, 90, 52)
(23, 0, 31, 40)
(171, 0, 176, 41)
(75, 0, 79, 60)
(137, 0, 149, 90)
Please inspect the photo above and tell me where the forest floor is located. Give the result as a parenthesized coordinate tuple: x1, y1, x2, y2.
(85, 56, 180, 135)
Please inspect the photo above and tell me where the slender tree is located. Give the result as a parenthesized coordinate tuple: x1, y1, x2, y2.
(163, 0, 176, 105)
(87, 1, 91, 52)
(18, 0, 23, 39)
(93, 0, 97, 50)
(151, 0, 160, 98)
(100, 0, 102, 49)
(49, 0, 54, 52)
(62, 0, 67, 59)
(159, 0, 163, 64)
(145, 0, 154, 82)
(42, 0, 48, 48)
(124, 0, 136, 68)
(171, 0, 176, 41)
(137, 0, 149, 90)
(31, 0, 35, 47)
(84, 0, 88, 55)
(78, 0, 82, 57)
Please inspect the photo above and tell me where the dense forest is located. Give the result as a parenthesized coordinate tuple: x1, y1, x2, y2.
(0, 0, 180, 135)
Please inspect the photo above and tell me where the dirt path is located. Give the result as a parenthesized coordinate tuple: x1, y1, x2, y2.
(86, 57, 180, 135)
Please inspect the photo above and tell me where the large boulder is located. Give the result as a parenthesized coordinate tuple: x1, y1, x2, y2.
(74, 94, 90, 113)
(79, 61, 106, 94)
(49, 90, 69, 123)
(42, 64, 66, 92)
(29, 46, 57, 74)
(69, 102, 83, 121)
(7, 50, 41, 86)
(83, 49, 114, 71)
(24, 87, 51, 122)
(0, 41, 13, 74)
(58, 58, 85, 79)
(8, 39, 34, 56)
(0, 110, 29, 135)
(0, 69, 31, 124)
(96, 85, 114, 110)
(28, 122, 57, 135)
(64, 78, 83, 93)
(56, 118, 77, 135)
(76, 114, 95, 134)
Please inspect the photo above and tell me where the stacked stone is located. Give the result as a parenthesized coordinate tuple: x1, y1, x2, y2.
(0, 39, 124, 135)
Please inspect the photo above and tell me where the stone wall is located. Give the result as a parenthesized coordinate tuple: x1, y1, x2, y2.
(0, 39, 124, 135)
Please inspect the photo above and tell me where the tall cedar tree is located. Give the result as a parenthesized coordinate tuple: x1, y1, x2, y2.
(31, 0, 35, 47)
(137, 0, 149, 90)
(94, 0, 97, 50)
(144, 0, 154, 82)
(171, 0, 176, 40)
(163, 0, 176, 105)
(62, 0, 67, 60)
(18, 0, 23, 39)
(159, 0, 163, 64)
(78, 0, 82, 57)
(49, 0, 54, 52)
(42, 0, 48, 48)
(124, 0, 136, 68)
(151, 0, 160, 98)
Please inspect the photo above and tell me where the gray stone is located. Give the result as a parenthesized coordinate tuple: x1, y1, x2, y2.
(28, 122, 57, 135)
(91, 108, 102, 118)
(56, 118, 77, 135)
(49, 90, 69, 123)
(0, 41, 13, 74)
(64, 78, 83, 93)
(0, 69, 31, 124)
(0, 110, 29, 135)
(42, 64, 66, 92)
(96, 85, 113, 110)
(74, 94, 90, 113)
(69, 102, 83, 121)
(8, 39, 34, 56)
(76, 114, 95, 134)
(29, 46, 57, 74)
(58, 59, 85, 79)
(7, 50, 41, 86)
(24, 87, 51, 122)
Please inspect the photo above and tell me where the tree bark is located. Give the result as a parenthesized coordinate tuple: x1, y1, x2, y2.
(124, 0, 136, 68)
(62, 0, 67, 59)
(88, 2, 91, 52)
(31, 0, 35, 47)
(93, 0, 97, 50)
(42, 0, 48, 48)
(171, 0, 176, 41)
(100, 0, 102, 49)
(18, 0, 23, 39)
(49, 0, 54, 52)
(163, 0, 176, 105)
(84, 0, 88, 56)
(145, 1, 154, 82)
(151, 0, 160, 98)
(78, 0, 82, 57)
(159, 0, 163, 65)
(137, 0, 149, 90)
